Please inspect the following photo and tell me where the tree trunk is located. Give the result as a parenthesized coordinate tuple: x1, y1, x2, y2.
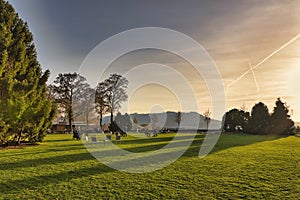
(69, 117, 72, 133)
(70, 89, 73, 133)
(110, 111, 113, 123)
(85, 110, 89, 132)
(68, 106, 73, 133)
(17, 130, 22, 145)
(99, 113, 103, 132)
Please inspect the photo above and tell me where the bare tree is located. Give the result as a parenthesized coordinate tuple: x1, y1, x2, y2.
(105, 74, 129, 123)
(73, 84, 95, 130)
(95, 82, 109, 130)
(203, 109, 211, 130)
(174, 111, 183, 128)
(51, 72, 87, 132)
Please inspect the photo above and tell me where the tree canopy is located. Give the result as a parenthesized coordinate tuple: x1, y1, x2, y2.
(268, 98, 294, 135)
(223, 99, 294, 135)
(95, 74, 128, 125)
(50, 72, 89, 132)
(0, 0, 54, 145)
(222, 108, 250, 132)
(95, 82, 109, 129)
(105, 74, 128, 123)
(247, 102, 270, 134)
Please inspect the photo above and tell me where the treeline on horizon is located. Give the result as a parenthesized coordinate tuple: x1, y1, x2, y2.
(222, 98, 295, 135)
(105, 98, 295, 136)
(0, 0, 296, 146)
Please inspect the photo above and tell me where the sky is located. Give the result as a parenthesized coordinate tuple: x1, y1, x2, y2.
(8, 0, 300, 121)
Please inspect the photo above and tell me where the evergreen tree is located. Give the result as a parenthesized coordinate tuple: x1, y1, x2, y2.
(0, 0, 54, 145)
(247, 102, 270, 134)
(268, 98, 294, 135)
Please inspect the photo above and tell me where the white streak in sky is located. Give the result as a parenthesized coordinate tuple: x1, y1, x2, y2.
(249, 61, 259, 92)
(249, 60, 259, 101)
(226, 33, 300, 92)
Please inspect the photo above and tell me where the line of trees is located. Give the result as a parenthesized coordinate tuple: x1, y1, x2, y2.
(222, 98, 295, 135)
(0, 0, 297, 146)
(49, 73, 129, 133)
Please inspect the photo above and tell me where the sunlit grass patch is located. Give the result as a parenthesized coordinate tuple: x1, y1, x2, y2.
(0, 133, 299, 199)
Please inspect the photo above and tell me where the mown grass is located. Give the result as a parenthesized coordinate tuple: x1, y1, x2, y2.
(0, 133, 299, 199)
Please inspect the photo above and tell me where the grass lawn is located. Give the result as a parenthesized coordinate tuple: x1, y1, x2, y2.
(0, 133, 299, 199)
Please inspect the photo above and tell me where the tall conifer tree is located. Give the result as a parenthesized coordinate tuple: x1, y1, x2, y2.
(268, 98, 294, 135)
(0, 0, 54, 145)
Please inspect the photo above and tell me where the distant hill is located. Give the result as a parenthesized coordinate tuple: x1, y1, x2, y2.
(102, 111, 221, 130)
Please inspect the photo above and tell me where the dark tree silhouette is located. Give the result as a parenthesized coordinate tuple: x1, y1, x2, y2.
(247, 102, 270, 134)
(222, 109, 250, 132)
(268, 98, 294, 135)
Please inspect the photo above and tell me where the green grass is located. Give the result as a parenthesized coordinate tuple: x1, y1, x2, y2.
(0, 133, 299, 199)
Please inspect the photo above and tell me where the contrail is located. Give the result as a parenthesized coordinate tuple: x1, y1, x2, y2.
(249, 60, 259, 101)
(249, 61, 259, 92)
(226, 33, 300, 92)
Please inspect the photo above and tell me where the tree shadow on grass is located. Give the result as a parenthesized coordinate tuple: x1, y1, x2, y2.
(0, 136, 192, 171)
(43, 138, 73, 142)
(0, 134, 284, 171)
(1, 163, 115, 196)
(114, 135, 176, 145)
(0, 139, 173, 171)
(182, 133, 285, 157)
(0, 143, 86, 158)
(0, 150, 97, 170)
(0, 133, 288, 196)
(45, 143, 86, 152)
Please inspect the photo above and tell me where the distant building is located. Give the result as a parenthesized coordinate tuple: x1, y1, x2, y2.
(51, 116, 99, 133)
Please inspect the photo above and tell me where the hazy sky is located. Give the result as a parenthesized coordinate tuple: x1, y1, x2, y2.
(8, 0, 300, 120)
